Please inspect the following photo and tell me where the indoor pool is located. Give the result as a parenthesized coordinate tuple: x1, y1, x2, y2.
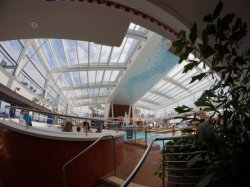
(124, 131, 182, 148)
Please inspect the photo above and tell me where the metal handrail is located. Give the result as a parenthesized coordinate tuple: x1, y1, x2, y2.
(62, 135, 117, 187)
(3, 105, 106, 122)
(121, 135, 193, 187)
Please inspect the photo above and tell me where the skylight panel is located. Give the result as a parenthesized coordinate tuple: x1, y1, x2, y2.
(96, 71, 104, 83)
(63, 40, 78, 65)
(93, 88, 99, 95)
(153, 79, 166, 89)
(110, 38, 126, 63)
(109, 70, 120, 82)
(99, 88, 107, 95)
(29, 51, 47, 77)
(51, 39, 67, 68)
(40, 42, 57, 69)
(1, 40, 23, 61)
(77, 41, 88, 64)
(79, 71, 88, 84)
(100, 45, 112, 63)
(76, 90, 82, 96)
(118, 38, 136, 63)
(81, 89, 88, 96)
(88, 88, 94, 96)
(88, 71, 96, 83)
(89, 42, 101, 63)
(63, 72, 73, 87)
(23, 62, 45, 87)
(72, 71, 81, 86)
(103, 70, 112, 82)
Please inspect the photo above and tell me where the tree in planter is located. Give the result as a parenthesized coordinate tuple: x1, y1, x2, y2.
(172, 1, 250, 187)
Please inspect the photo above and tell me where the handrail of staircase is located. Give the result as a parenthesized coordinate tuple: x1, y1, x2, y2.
(121, 135, 193, 187)
(62, 135, 117, 187)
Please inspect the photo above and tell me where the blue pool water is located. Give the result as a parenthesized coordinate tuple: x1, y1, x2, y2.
(124, 131, 182, 148)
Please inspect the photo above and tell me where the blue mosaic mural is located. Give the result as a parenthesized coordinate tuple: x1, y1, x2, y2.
(112, 37, 179, 104)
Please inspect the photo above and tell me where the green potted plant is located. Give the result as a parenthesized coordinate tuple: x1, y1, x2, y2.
(172, 1, 250, 186)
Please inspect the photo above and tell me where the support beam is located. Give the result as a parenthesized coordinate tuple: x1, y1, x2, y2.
(50, 64, 127, 73)
(68, 95, 109, 101)
(61, 83, 116, 90)
(126, 29, 147, 41)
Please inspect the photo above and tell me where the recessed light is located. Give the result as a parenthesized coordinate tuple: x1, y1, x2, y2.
(30, 21, 38, 28)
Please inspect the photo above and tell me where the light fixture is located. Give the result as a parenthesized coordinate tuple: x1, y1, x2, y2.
(30, 21, 38, 28)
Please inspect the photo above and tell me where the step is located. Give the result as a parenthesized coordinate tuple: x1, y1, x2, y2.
(98, 176, 148, 187)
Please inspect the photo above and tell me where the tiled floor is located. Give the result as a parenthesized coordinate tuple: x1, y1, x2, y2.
(115, 144, 162, 187)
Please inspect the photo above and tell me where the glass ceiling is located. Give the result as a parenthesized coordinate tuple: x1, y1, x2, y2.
(0, 23, 149, 115)
(0, 22, 215, 117)
(134, 54, 215, 114)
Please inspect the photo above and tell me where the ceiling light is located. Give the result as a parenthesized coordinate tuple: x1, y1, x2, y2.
(30, 21, 38, 28)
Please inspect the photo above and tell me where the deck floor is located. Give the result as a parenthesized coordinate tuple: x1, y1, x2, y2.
(113, 144, 162, 187)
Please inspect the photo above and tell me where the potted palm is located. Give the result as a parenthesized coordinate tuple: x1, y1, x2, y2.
(172, 1, 250, 186)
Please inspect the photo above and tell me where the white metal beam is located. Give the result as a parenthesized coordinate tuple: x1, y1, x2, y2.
(61, 82, 116, 90)
(68, 95, 109, 101)
(126, 29, 147, 41)
(50, 64, 127, 73)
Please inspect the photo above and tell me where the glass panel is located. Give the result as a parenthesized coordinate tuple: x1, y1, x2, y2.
(81, 89, 88, 96)
(99, 88, 107, 95)
(100, 45, 112, 63)
(109, 70, 120, 82)
(63, 39, 78, 65)
(118, 38, 136, 63)
(88, 88, 94, 96)
(96, 71, 104, 83)
(79, 71, 88, 84)
(89, 42, 101, 63)
(1, 40, 23, 61)
(28, 47, 47, 77)
(109, 38, 126, 63)
(63, 72, 73, 87)
(103, 70, 111, 82)
(93, 88, 99, 95)
(88, 71, 96, 83)
(53, 73, 64, 87)
(72, 72, 81, 86)
(40, 41, 58, 69)
(77, 41, 88, 64)
(51, 39, 67, 68)
(23, 62, 46, 87)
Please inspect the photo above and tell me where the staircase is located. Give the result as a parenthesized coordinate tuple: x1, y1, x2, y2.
(97, 176, 148, 187)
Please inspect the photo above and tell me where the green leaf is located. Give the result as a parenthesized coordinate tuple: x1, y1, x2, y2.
(203, 45, 215, 58)
(174, 105, 193, 113)
(189, 23, 198, 44)
(172, 39, 185, 54)
(183, 61, 198, 73)
(213, 1, 223, 20)
(207, 24, 216, 35)
(187, 154, 201, 167)
(213, 66, 227, 72)
(196, 172, 217, 187)
(190, 73, 207, 83)
(203, 14, 213, 22)
(178, 47, 193, 64)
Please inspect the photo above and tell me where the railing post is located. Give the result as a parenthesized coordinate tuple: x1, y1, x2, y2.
(3, 106, 7, 120)
(145, 127, 147, 146)
(135, 127, 137, 145)
(162, 140, 165, 187)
